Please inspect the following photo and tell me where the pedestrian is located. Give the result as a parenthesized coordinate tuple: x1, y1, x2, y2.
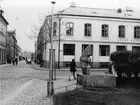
(12, 57, 15, 65)
(69, 59, 77, 81)
(15, 57, 18, 65)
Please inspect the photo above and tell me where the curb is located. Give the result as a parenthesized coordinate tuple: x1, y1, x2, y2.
(32, 63, 108, 71)
(0, 64, 12, 68)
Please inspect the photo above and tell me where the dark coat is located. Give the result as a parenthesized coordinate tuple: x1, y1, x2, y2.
(70, 61, 77, 72)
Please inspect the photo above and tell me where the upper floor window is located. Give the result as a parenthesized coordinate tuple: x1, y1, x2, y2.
(102, 24, 108, 37)
(66, 22, 74, 36)
(53, 22, 57, 36)
(134, 26, 140, 39)
(63, 44, 75, 55)
(119, 25, 125, 38)
(84, 23, 91, 36)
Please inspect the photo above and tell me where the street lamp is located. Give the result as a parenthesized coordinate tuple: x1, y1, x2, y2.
(47, 1, 56, 96)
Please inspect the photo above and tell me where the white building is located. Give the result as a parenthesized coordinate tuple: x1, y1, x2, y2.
(42, 4, 140, 68)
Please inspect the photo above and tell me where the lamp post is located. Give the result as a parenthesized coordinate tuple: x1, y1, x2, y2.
(47, 1, 56, 96)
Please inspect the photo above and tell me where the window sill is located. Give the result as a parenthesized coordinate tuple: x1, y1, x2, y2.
(117, 38, 126, 42)
(133, 38, 140, 43)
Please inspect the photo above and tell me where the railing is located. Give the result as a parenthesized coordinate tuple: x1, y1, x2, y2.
(53, 83, 77, 94)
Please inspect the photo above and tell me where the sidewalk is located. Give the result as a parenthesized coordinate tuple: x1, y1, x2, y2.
(32, 62, 108, 72)
(0, 63, 12, 68)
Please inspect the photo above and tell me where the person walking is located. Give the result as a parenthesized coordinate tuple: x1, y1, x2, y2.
(15, 57, 18, 65)
(12, 57, 15, 65)
(69, 59, 77, 81)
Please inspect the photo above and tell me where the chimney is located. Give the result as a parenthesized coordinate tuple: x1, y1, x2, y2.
(0, 10, 4, 16)
(117, 8, 122, 13)
(126, 7, 133, 12)
(70, 2, 76, 7)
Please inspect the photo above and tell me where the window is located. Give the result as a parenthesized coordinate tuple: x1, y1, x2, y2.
(134, 26, 140, 38)
(85, 23, 91, 36)
(132, 46, 140, 52)
(66, 22, 74, 36)
(63, 44, 75, 55)
(0, 48, 1, 63)
(119, 25, 125, 38)
(53, 22, 57, 36)
(82, 44, 93, 54)
(116, 46, 127, 51)
(99, 45, 110, 56)
(82, 44, 89, 53)
(102, 24, 108, 37)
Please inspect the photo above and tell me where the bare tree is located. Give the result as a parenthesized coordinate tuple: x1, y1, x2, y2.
(26, 13, 65, 43)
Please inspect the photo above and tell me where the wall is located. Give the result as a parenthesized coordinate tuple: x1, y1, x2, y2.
(43, 15, 140, 68)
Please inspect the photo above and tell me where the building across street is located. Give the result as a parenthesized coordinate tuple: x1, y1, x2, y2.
(36, 3, 140, 68)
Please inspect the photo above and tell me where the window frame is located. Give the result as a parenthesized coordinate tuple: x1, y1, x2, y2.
(132, 46, 140, 52)
(84, 23, 92, 37)
(102, 24, 108, 37)
(63, 44, 75, 55)
(134, 26, 140, 39)
(99, 45, 110, 56)
(116, 46, 127, 52)
(66, 22, 74, 36)
(53, 22, 57, 36)
(119, 25, 125, 38)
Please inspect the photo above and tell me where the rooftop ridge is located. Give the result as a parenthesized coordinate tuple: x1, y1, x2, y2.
(71, 6, 116, 11)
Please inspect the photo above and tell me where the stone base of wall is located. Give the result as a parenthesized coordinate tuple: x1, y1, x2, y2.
(77, 74, 116, 88)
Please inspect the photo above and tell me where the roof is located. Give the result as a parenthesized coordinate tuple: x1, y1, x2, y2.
(7, 30, 17, 42)
(0, 10, 9, 25)
(57, 6, 140, 20)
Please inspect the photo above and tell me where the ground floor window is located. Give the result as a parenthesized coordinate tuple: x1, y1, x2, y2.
(99, 45, 110, 56)
(116, 46, 127, 51)
(132, 46, 140, 52)
(63, 44, 75, 55)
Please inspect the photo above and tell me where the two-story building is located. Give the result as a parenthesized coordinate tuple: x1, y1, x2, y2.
(0, 10, 9, 64)
(41, 4, 140, 68)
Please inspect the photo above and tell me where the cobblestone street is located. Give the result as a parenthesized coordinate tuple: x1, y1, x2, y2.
(0, 61, 78, 104)
(0, 61, 49, 99)
(0, 61, 51, 105)
(0, 61, 108, 104)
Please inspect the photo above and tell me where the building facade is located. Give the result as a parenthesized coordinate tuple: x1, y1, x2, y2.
(41, 5, 140, 68)
(0, 10, 9, 64)
(7, 30, 18, 63)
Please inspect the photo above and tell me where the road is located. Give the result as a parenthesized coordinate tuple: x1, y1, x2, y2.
(0, 61, 50, 99)
(0, 61, 83, 100)
(0, 61, 107, 102)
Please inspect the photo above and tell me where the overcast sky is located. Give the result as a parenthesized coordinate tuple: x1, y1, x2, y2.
(0, 0, 140, 52)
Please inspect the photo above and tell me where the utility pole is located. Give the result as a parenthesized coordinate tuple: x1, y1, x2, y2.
(47, 1, 56, 96)
(58, 17, 61, 69)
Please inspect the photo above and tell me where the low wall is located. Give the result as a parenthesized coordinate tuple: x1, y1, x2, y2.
(77, 74, 116, 88)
